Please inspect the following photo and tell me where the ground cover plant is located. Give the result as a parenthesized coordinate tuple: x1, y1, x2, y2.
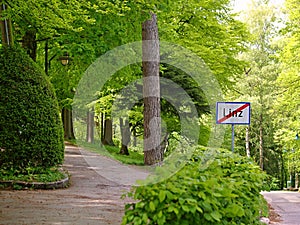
(0, 167, 66, 183)
(122, 147, 267, 225)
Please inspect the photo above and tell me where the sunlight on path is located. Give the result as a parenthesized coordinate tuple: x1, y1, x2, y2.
(79, 147, 150, 186)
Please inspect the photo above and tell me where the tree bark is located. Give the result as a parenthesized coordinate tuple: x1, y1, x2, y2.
(102, 118, 114, 146)
(133, 130, 137, 147)
(0, 3, 14, 47)
(22, 29, 37, 61)
(160, 133, 169, 161)
(100, 113, 104, 142)
(86, 109, 94, 143)
(280, 152, 285, 189)
(245, 126, 251, 157)
(119, 118, 130, 155)
(62, 108, 75, 140)
(259, 113, 264, 170)
(142, 13, 161, 165)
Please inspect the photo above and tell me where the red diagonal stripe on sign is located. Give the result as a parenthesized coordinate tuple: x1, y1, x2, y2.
(217, 103, 250, 124)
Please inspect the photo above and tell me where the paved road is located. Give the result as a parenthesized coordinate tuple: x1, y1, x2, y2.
(262, 191, 300, 225)
(0, 144, 149, 225)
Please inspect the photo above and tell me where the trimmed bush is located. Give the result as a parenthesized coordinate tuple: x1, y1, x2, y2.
(0, 46, 64, 172)
(122, 147, 266, 225)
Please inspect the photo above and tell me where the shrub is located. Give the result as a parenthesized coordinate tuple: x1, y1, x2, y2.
(122, 147, 266, 225)
(0, 46, 64, 172)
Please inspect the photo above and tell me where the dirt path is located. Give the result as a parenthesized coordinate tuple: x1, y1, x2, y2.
(262, 191, 300, 225)
(0, 144, 149, 225)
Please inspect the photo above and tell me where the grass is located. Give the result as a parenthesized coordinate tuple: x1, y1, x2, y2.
(0, 139, 143, 189)
(0, 166, 67, 183)
(75, 140, 145, 166)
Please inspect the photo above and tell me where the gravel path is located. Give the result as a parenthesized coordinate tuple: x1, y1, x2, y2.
(0, 144, 149, 225)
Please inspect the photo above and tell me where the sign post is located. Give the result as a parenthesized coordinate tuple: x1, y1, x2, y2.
(216, 102, 251, 152)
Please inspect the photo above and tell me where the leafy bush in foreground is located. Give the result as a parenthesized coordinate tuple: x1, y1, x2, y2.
(123, 147, 266, 225)
(0, 46, 64, 172)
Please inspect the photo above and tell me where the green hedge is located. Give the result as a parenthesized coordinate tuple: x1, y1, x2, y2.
(123, 147, 266, 225)
(0, 46, 64, 172)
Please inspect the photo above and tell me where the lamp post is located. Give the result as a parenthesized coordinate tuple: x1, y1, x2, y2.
(59, 52, 70, 66)
(0, 3, 13, 47)
(58, 52, 74, 140)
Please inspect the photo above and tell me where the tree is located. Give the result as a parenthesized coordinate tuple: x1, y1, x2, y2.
(119, 118, 130, 155)
(92, 0, 250, 161)
(232, 0, 282, 183)
(273, 0, 300, 188)
(1, 0, 136, 141)
(86, 108, 95, 143)
(157, 0, 249, 89)
(142, 13, 161, 165)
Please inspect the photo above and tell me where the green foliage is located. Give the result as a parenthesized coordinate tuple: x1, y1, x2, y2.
(0, 46, 64, 172)
(157, 0, 249, 89)
(77, 141, 144, 165)
(263, 174, 281, 191)
(122, 147, 266, 225)
(3, 0, 128, 41)
(104, 145, 144, 165)
(0, 166, 66, 183)
(273, 0, 300, 185)
(230, 0, 282, 185)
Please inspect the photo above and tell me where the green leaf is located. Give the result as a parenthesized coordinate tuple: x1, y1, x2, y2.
(158, 210, 163, 218)
(149, 201, 156, 212)
(182, 205, 190, 212)
(158, 190, 166, 202)
(226, 204, 245, 217)
(210, 211, 222, 221)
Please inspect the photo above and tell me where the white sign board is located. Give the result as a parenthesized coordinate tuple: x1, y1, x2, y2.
(216, 102, 250, 125)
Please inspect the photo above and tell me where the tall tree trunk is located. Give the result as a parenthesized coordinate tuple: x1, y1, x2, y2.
(280, 152, 285, 189)
(160, 133, 169, 161)
(102, 118, 114, 146)
(142, 13, 161, 165)
(62, 108, 75, 140)
(0, 3, 13, 47)
(245, 126, 251, 157)
(86, 108, 94, 143)
(100, 113, 104, 142)
(22, 29, 37, 61)
(119, 118, 130, 155)
(259, 113, 263, 170)
(133, 130, 137, 147)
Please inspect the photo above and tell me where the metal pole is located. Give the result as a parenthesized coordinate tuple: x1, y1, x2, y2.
(45, 40, 48, 74)
(0, 3, 13, 47)
(231, 124, 234, 152)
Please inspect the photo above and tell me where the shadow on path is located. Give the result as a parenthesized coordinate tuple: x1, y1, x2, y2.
(0, 144, 149, 225)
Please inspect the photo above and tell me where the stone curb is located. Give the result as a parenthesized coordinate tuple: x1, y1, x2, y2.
(0, 172, 70, 190)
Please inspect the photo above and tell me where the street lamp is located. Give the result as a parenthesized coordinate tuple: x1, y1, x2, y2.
(59, 52, 70, 66)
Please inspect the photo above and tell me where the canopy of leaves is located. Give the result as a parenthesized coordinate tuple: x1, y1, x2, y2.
(157, 0, 249, 89)
(273, 0, 300, 173)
